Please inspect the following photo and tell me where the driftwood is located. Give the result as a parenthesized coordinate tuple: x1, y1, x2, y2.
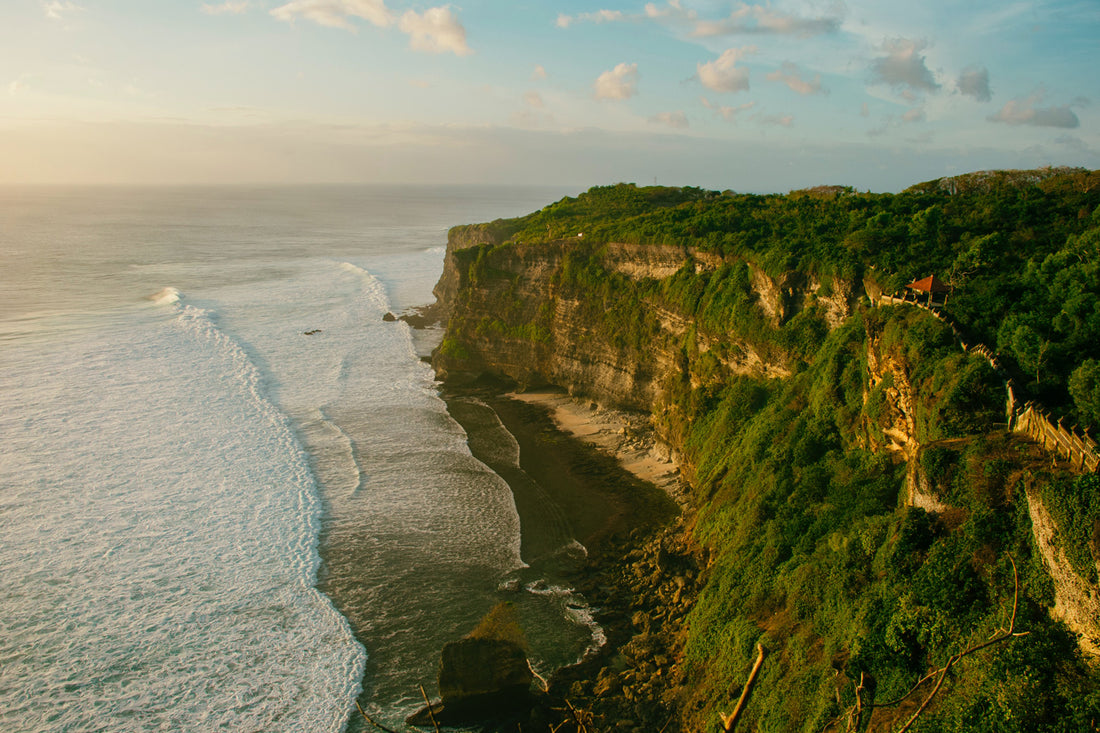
(419, 684, 442, 733)
(564, 698, 590, 733)
(719, 642, 767, 732)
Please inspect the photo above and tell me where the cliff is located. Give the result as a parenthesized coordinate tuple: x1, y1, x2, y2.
(430, 177, 1100, 732)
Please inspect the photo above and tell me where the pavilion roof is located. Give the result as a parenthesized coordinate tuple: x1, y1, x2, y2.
(906, 275, 950, 293)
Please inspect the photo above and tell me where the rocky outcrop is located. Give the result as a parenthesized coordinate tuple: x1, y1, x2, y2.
(408, 603, 538, 727)
(1025, 485, 1100, 658)
(863, 335, 948, 511)
(432, 230, 857, 415)
(439, 637, 533, 705)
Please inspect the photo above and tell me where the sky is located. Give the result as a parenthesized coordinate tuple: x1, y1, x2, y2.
(1, 0, 1097, 191)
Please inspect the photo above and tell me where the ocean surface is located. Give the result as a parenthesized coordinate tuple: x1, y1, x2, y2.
(0, 185, 593, 731)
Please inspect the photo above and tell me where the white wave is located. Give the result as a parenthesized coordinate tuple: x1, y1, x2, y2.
(0, 303, 366, 732)
(148, 286, 180, 305)
(523, 579, 607, 658)
(337, 261, 390, 313)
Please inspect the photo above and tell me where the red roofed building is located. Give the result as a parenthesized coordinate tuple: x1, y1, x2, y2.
(906, 275, 951, 305)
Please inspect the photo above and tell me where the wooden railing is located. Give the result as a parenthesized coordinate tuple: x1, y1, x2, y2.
(873, 293, 1099, 473)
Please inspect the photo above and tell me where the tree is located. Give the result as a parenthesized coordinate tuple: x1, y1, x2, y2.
(1069, 359, 1100, 428)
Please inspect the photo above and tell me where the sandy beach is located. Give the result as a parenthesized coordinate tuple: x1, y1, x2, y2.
(442, 385, 680, 565)
(506, 389, 688, 506)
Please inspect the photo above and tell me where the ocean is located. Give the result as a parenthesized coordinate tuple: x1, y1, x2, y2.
(0, 184, 592, 731)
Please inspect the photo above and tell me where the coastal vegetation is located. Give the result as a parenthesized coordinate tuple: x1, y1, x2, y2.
(433, 168, 1100, 731)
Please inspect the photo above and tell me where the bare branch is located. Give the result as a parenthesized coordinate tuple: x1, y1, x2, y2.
(720, 642, 767, 732)
(565, 699, 590, 733)
(895, 556, 1028, 733)
(419, 684, 441, 733)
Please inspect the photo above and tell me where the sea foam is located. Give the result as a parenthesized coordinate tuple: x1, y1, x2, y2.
(0, 292, 365, 732)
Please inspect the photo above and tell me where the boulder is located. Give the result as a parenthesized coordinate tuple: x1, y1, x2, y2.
(408, 603, 536, 727)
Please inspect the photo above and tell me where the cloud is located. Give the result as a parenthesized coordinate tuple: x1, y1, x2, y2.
(408, 79, 432, 89)
(644, 1, 695, 21)
(43, 1, 83, 20)
(594, 63, 639, 101)
(557, 9, 625, 28)
(9, 80, 28, 96)
(870, 38, 939, 92)
(270, 0, 393, 30)
(523, 91, 544, 109)
(201, 1, 252, 14)
(765, 62, 823, 95)
(701, 96, 756, 122)
(902, 107, 925, 123)
(649, 111, 688, 129)
(697, 46, 756, 93)
(399, 7, 471, 55)
(956, 66, 992, 102)
(531, 65, 547, 81)
(860, 102, 869, 117)
(692, 4, 842, 38)
(989, 89, 1080, 128)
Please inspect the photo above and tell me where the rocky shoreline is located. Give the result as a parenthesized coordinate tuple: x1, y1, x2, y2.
(437, 380, 703, 732)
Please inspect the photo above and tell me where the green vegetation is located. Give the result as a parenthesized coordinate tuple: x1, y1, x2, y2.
(468, 602, 528, 650)
(440, 168, 1100, 731)
(462, 168, 1100, 425)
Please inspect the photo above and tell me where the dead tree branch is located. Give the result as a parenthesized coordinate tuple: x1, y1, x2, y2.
(419, 684, 442, 733)
(894, 556, 1029, 733)
(720, 642, 767, 732)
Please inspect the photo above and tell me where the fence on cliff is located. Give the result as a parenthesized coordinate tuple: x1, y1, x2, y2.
(873, 291, 1100, 473)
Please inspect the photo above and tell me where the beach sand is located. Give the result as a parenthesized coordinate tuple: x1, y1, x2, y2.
(442, 386, 681, 565)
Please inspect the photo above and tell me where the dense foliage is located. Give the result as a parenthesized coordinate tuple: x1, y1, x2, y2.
(443, 168, 1100, 731)
(477, 168, 1100, 426)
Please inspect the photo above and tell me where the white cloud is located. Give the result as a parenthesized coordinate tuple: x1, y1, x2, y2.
(990, 89, 1080, 128)
(524, 91, 544, 108)
(645, 0, 695, 21)
(531, 65, 547, 81)
(594, 63, 639, 101)
(43, 1, 83, 20)
(765, 62, 823, 96)
(870, 38, 939, 92)
(701, 96, 755, 122)
(956, 66, 992, 102)
(697, 47, 756, 93)
(692, 4, 841, 38)
(399, 7, 471, 56)
(201, 1, 252, 14)
(860, 102, 869, 117)
(9, 80, 27, 96)
(649, 111, 688, 129)
(270, 0, 393, 31)
(557, 9, 627, 28)
(408, 79, 432, 89)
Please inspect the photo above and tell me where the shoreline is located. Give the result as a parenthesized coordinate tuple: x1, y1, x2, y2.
(437, 379, 697, 731)
(505, 389, 689, 507)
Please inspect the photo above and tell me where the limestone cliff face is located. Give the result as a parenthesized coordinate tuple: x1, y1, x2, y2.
(431, 230, 851, 414)
(863, 334, 946, 511)
(1025, 485, 1100, 658)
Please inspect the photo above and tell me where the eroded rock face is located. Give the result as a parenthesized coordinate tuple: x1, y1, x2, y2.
(431, 233, 844, 416)
(438, 637, 533, 705)
(1025, 487, 1100, 658)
